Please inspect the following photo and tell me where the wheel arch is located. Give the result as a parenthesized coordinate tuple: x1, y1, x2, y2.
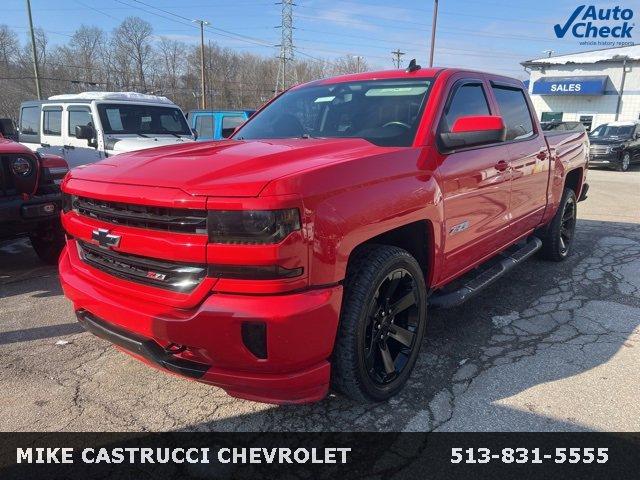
(346, 220, 435, 286)
(564, 167, 584, 198)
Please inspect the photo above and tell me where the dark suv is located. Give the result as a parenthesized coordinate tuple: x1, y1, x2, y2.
(588, 121, 640, 172)
(1, 134, 68, 263)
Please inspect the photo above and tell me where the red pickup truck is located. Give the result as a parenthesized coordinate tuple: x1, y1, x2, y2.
(59, 66, 588, 404)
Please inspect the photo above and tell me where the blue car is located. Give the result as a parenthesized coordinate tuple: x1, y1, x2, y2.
(187, 110, 255, 141)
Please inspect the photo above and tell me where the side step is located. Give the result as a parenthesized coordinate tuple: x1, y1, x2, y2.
(429, 237, 542, 309)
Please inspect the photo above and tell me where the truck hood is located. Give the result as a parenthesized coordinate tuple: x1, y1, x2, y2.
(70, 138, 383, 197)
(107, 135, 195, 154)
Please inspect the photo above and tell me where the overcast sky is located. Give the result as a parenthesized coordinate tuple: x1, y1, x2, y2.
(2, 0, 634, 78)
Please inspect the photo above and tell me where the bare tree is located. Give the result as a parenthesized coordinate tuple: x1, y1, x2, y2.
(112, 17, 153, 91)
(0, 25, 19, 67)
(0, 19, 371, 120)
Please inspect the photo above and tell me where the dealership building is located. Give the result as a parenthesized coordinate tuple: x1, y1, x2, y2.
(522, 45, 640, 131)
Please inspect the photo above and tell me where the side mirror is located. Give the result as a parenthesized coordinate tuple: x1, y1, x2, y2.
(76, 125, 95, 140)
(76, 125, 97, 148)
(439, 115, 506, 150)
(192, 129, 198, 140)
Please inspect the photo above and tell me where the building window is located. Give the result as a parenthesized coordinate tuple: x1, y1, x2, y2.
(579, 115, 594, 132)
(541, 112, 563, 122)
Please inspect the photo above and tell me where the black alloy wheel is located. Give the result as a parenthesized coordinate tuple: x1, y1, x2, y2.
(559, 194, 577, 256)
(538, 187, 577, 262)
(332, 245, 427, 402)
(364, 268, 420, 386)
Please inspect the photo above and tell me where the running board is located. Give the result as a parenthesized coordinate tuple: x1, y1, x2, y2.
(429, 237, 542, 309)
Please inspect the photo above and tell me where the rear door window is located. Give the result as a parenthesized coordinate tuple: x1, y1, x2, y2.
(195, 115, 214, 139)
(491, 86, 534, 141)
(43, 108, 62, 136)
(442, 83, 490, 132)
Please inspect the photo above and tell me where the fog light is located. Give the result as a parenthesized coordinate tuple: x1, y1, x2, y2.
(241, 322, 267, 359)
(42, 203, 56, 214)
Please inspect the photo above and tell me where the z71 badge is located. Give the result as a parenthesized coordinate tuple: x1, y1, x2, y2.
(450, 221, 470, 235)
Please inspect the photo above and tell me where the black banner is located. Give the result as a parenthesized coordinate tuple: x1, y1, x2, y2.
(1, 432, 639, 479)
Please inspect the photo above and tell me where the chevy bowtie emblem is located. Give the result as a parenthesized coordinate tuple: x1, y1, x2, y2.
(91, 228, 121, 248)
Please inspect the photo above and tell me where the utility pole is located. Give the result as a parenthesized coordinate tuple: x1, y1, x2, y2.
(391, 49, 406, 69)
(429, 0, 439, 67)
(193, 19, 210, 109)
(615, 56, 630, 121)
(25, 0, 41, 99)
(275, 0, 297, 94)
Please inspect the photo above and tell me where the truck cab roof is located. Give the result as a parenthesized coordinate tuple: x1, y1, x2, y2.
(297, 67, 525, 89)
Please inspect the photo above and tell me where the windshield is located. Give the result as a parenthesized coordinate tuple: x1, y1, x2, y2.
(589, 124, 634, 139)
(97, 103, 191, 136)
(235, 79, 433, 147)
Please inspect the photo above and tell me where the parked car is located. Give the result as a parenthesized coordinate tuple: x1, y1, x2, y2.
(187, 110, 254, 141)
(58, 66, 588, 404)
(588, 121, 640, 171)
(18, 92, 195, 168)
(1, 134, 68, 263)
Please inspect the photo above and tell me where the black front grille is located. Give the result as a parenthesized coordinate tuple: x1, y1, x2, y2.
(1, 155, 20, 196)
(71, 196, 208, 234)
(77, 240, 207, 292)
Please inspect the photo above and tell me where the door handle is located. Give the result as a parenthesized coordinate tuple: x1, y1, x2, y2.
(536, 151, 548, 160)
(495, 160, 509, 172)
(64, 145, 75, 149)
(40, 143, 50, 148)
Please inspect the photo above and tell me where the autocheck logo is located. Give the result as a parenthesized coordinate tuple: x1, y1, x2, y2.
(554, 5, 634, 40)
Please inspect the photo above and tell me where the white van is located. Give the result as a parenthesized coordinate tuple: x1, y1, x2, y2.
(18, 92, 196, 168)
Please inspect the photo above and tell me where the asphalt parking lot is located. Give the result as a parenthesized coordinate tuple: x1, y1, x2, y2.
(1, 167, 639, 432)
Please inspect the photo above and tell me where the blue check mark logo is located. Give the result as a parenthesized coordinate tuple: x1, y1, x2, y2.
(554, 5, 585, 38)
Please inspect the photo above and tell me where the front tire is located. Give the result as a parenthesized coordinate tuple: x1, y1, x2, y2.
(537, 188, 577, 262)
(332, 245, 427, 402)
(617, 152, 631, 172)
(30, 224, 65, 265)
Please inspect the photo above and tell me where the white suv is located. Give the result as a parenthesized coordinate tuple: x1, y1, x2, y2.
(19, 92, 195, 168)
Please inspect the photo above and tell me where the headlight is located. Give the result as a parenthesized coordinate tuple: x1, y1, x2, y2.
(10, 157, 33, 176)
(208, 209, 301, 244)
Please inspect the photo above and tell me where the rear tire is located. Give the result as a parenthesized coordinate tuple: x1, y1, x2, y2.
(331, 245, 427, 402)
(30, 224, 65, 265)
(537, 187, 577, 262)
(617, 152, 631, 172)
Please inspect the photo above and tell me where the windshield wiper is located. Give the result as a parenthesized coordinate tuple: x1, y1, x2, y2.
(136, 133, 150, 138)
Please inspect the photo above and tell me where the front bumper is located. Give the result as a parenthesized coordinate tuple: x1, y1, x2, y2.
(59, 246, 343, 404)
(0, 193, 62, 238)
(588, 152, 621, 166)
